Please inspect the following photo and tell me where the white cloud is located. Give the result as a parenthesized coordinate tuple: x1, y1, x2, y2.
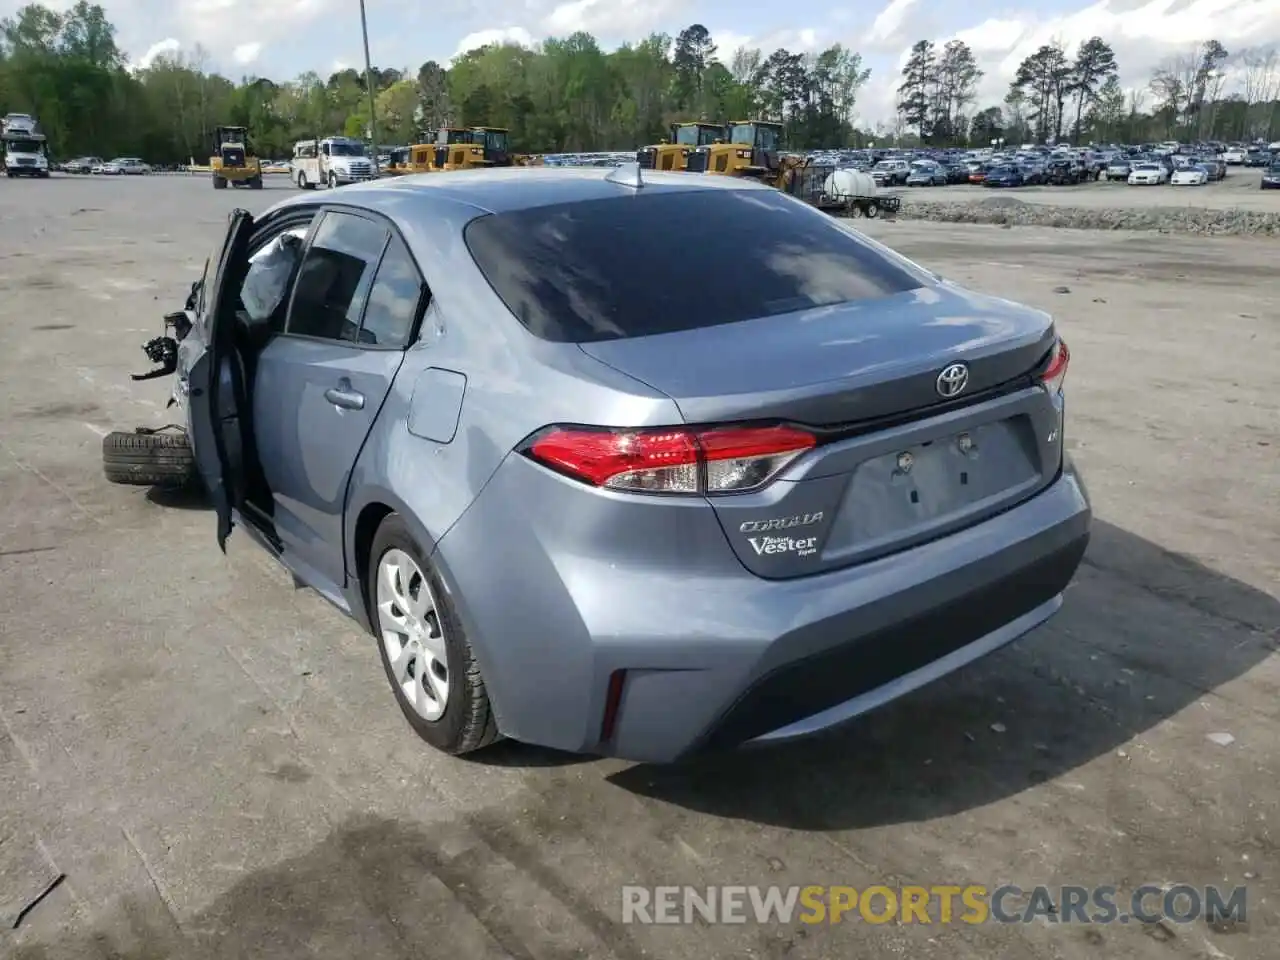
(541, 0, 684, 40)
(452, 26, 536, 60)
(136, 37, 181, 69)
(710, 30, 753, 62)
(860, 0, 1280, 123)
(232, 41, 262, 65)
(868, 0, 922, 45)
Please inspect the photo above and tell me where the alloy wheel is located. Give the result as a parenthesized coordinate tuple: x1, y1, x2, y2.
(376, 548, 449, 721)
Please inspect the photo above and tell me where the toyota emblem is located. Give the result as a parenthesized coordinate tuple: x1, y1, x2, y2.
(936, 363, 969, 399)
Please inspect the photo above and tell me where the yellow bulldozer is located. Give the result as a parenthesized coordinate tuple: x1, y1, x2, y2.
(210, 126, 263, 189)
(636, 122, 725, 171)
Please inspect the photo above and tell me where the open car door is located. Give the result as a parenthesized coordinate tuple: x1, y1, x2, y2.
(187, 209, 255, 551)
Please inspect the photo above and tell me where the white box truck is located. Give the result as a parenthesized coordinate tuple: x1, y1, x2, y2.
(2, 113, 50, 178)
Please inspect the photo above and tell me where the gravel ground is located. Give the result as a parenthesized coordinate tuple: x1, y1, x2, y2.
(889, 173, 1280, 234)
(1, 177, 1277, 960)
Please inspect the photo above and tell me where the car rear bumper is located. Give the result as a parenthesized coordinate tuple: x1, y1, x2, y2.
(435, 452, 1091, 763)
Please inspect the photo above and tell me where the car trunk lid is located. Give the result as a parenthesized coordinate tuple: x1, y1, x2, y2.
(579, 284, 1064, 578)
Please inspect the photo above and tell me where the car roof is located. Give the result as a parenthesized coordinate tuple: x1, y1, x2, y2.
(268, 166, 783, 219)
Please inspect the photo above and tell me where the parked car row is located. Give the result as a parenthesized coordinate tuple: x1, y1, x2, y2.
(60, 156, 153, 175)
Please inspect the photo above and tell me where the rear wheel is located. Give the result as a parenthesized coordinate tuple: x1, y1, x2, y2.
(328, 171, 339, 189)
(296, 170, 310, 190)
(369, 513, 499, 755)
(102, 430, 196, 487)
(864, 200, 880, 219)
(212, 175, 227, 189)
(249, 176, 263, 189)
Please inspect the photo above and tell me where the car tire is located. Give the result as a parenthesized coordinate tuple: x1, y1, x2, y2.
(296, 170, 309, 190)
(368, 513, 500, 756)
(328, 171, 339, 189)
(102, 430, 196, 487)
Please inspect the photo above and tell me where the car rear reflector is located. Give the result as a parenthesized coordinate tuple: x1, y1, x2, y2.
(523, 423, 817, 495)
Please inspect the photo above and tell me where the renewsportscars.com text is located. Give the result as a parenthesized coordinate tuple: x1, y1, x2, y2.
(621, 884, 1247, 926)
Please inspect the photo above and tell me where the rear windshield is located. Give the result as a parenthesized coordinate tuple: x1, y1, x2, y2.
(463, 189, 923, 343)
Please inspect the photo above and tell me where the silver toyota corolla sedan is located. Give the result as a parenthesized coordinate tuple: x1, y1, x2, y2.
(176, 166, 1091, 763)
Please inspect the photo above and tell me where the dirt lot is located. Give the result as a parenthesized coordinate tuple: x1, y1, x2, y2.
(1, 176, 1277, 960)
(913, 169, 1280, 212)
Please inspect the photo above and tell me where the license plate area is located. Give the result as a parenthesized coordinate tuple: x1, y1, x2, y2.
(822, 417, 1042, 562)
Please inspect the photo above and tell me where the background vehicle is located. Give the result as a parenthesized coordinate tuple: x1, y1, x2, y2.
(63, 156, 101, 174)
(1261, 160, 1280, 189)
(637, 122, 723, 172)
(1221, 146, 1247, 164)
(686, 120, 784, 178)
(211, 126, 263, 190)
(870, 158, 910, 186)
(291, 136, 376, 189)
(983, 164, 1024, 188)
(1044, 159, 1080, 185)
(1188, 155, 1226, 180)
(2, 113, 49, 178)
(905, 161, 946, 186)
(141, 166, 1089, 764)
(1128, 162, 1168, 185)
(1105, 158, 1133, 181)
(1170, 165, 1208, 186)
(115, 157, 152, 175)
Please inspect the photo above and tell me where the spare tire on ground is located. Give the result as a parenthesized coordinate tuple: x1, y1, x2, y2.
(102, 429, 196, 487)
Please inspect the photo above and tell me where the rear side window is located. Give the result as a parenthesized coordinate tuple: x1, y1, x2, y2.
(358, 236, 423, 347)
(463, 189, 923, 343)
(287, 211, 389, 342)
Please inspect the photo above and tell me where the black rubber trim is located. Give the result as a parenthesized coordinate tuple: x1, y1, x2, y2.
(687, 532, 1089, 754)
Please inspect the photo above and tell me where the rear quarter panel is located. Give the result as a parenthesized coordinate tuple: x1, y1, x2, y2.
(341, 190, 682, 598)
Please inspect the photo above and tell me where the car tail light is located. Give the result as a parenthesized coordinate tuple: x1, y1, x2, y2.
(1039, 338, 1070, 395)
(524, 423, 817, 495)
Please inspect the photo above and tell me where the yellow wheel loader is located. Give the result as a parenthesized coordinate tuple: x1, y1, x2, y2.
(210, 126, 263, 189)
(636, 122, 726, 171)
(685, 120, 788, 180)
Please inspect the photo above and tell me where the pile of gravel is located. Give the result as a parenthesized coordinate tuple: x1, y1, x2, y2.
(889, 197, 1280, 236)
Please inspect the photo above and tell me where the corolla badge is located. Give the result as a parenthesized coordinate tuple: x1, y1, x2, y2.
(739, 512, 824, 534)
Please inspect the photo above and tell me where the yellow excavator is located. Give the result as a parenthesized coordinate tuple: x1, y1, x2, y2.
(636, 122, 725, 171)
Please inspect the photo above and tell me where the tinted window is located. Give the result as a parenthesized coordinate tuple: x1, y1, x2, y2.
(463, 190, 922, 343)
(287, 211, 388, 342)
(359, 237, 423, 347)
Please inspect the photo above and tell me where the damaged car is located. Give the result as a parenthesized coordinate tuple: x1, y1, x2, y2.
(105, 167, 1091, 763)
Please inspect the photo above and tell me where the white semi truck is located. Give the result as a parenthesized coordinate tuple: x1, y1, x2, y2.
(2, 113, 50, 178)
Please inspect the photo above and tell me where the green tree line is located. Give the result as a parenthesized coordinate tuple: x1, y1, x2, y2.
(4, 2, 1277, 163)
(0, 5, 873, 160)
(898, 35, 1280, 147)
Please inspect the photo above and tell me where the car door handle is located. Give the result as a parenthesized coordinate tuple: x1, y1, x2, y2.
(324, 386, 365, 410)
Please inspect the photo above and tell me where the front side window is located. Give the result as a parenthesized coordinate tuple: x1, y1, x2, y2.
(239, 223, 313, 331)
(464, 189, 923, 344)
(286, 211, 389, 342)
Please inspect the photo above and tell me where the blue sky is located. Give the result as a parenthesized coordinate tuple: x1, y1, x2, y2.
(13, 0, 1280, 124)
